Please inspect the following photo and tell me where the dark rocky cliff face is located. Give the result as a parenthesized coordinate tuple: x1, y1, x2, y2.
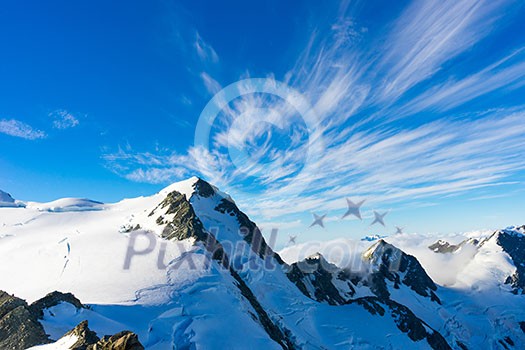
(29, 290, 85, 319)
(349, 297, 452, 350)
(286, 241, 441, 305)
(213, 197, 285, 264)
(64, 320, 100, 350)
(428, 238, 479, 254)
(364, 240, 441, 303)
(491, 227, 525, 294)
(0, 290, 51, 349)
(286, 253, 357, 305)
(150, 190, 208, 242)
(284, 243, 453, 349)
(48, 319, 144, 350)
(0, 291, 145, 350)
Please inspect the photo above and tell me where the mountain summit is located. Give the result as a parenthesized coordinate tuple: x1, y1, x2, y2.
(0, 189, 18, 207)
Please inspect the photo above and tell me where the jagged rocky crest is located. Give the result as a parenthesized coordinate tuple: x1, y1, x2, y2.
(350, 297, 451, 350)
(485, 226, 525, 294)
(63, 320, 144, 350)
(152, 190, 208, 242)
(285, 251, 451, 350)
(428, 237, 480, 254)
(286, 253, 357, 305)
(0, 290, 50, 349)
(0, 290, 145, 350)
(363, 240, 441, 303)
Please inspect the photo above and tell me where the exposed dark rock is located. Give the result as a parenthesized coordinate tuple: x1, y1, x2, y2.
(153, 190, 208, 242)
(504, 336, 515, 346)
(429, 238, 479, 254)
(1, 291, 146, 350)
(456, 341, 469, 350)
(194, 222, 297, 350)
(30, 290, 85, 319)
(229, 268, 297, 350)
(42, 320, 144, 350)
(119, 224, 141, 233)
(490, 228, 525, 294)
(286, 253, 356, 305)
(498, 339, 511, 350)
(89, 330, 144, 350)
(519, 321, 525, 333)
(214, 197, 284, 264)
(193, 178, 216, 198)
(348, 296, 452, 350)
(352, 297, 386, 316)
(429, 240, 459, 253)
(156, 215, 165, 225)
(364, 240, 441, 303)
(0, 290, 51, 349)
(65, 320, 100, 350)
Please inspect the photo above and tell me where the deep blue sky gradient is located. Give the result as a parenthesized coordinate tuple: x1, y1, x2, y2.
(1, 1, 525, 241)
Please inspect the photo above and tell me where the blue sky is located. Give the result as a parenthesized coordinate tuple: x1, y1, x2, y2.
(1, 0, 525, 244)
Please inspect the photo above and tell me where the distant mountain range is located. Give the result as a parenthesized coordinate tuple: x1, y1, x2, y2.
(1, 177, 524, 349)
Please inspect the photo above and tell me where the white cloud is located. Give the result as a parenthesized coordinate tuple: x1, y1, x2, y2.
(200, 72, 222, 95)
(396, 48, 525, 116)
(194, 32, 219, 63)
(279, 231, 492, 286)
(50, 109, 80, 129)
(104, 0, 525, 223)
(0, 119, 46, 140)
(374, 0, 509, 103)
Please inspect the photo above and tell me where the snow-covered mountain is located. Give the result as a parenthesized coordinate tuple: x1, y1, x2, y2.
(0, 189, 24, 208)
(1, 177, 524, 349)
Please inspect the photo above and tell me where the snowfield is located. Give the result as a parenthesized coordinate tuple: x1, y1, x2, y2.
(1, 177, 524, 349)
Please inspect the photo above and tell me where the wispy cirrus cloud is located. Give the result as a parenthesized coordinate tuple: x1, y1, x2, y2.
(373, 0, 510, 104)
(104, 0, 525, 222)
(104, 109, 525, 217)
(200, 72, 222, 95)
(396, 48, 525, 116)
(0, 119, 46, 140)
(194, 32, 219, 63)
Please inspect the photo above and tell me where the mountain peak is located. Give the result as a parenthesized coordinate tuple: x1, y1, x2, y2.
(158, 176, 223, 202)
(0, 189, 15, 203)
(305, 252, 325, 261)
(363, 239, 399, 262)
(0, 189, 24, 208)
(483, 225, 525, 294)
(158, 176, 202, 198)
(363, 239, 440, 303)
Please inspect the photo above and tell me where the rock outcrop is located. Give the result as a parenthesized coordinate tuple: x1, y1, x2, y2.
(286, 253, 357, 305)
(486, 227, 525, 294)
(49, 320, 144, 350)
(0, 291, 145, 350)
(151, 190, 208, 242)
(29, 290, 85, 318)
(0, 290, 50, 349)
(364, 240, 441, 303)
(350, 297, 451, 350)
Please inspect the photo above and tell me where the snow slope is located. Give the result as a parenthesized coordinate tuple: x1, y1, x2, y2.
(25, 198, 105, 212)
(0, 189, 24, 207)
(280, 227, 525, 349)
(1, 177, 523, 349)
